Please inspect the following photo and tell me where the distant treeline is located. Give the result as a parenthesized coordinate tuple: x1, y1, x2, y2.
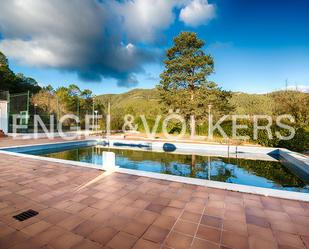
(97, 88, 309, 152)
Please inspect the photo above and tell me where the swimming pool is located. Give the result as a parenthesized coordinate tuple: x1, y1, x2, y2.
(8, 140, 308, 193)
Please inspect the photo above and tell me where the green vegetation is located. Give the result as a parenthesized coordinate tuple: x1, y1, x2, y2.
(0, 50, 104, 130)
(94, 89, 277, 118)
(98, 88, 161, 118)
(96, 88, 308, 151)
(157, 32, 233, 133)
(230, 92, 274, 115)
(271, 90, 309, 126)
(97, 88, 162, 131)
(31, 84, 104, 129)
(0, 51, 41, 94)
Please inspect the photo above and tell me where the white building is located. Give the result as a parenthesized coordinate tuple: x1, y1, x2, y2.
(0, 100, 8, 134)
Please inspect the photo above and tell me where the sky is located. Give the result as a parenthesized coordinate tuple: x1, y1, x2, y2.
(0, 0, 309, 94)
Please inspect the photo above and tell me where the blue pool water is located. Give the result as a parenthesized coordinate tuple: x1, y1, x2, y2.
(18, 142, 309, 193)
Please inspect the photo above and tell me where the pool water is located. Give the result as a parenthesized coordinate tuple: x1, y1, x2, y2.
(28, 145, 309, 193)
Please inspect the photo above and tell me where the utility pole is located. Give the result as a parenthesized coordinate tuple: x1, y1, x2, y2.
(56, 96, 60, 131)
(208, 104, 212, 140)
(94, 110, 98, 133)
(77, 98, 80, 128)
(26, 91, 30, 130)
(106, 100, 111, 137)
(92, 95, 95, 131)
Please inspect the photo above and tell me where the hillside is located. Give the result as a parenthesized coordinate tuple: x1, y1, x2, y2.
(230, 92, 274, 115)
(97, 88, 275, 116)
(97, 88, 163, 117)
(95, 88, 308, 151)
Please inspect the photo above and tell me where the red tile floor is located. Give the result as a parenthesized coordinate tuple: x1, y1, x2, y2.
(0, 140, 309, 249)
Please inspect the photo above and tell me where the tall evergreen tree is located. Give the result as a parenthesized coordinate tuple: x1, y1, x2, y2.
(157, 32, 233, 133)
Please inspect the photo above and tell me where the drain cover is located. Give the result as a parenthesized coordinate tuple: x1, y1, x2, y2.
(13, 209, 39, 221)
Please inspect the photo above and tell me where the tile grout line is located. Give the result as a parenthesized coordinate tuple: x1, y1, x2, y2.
(160, 197, 190, 249)
(189, 199, 207, 249)
(281, 200, 305, 248)
(219, 196, 226, 248)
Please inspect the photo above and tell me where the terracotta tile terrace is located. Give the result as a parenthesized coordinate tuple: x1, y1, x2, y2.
(0, 138, 309, 249)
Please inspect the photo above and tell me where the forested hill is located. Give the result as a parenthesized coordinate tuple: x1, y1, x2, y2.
(97, 88, 277, 116)
(97, 89, 162, 117)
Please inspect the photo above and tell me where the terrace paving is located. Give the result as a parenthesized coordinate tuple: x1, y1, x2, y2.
(0, 138, 309, 249)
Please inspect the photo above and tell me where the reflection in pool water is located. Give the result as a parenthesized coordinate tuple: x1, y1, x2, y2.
(30, 145, 309, 193)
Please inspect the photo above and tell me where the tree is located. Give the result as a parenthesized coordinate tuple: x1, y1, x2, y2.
(67, 84, 81, 97)
(272, 90, 309, 126)
(0, 51, 18, 92)
(32, 90, 58, 114)
(80, 89, 95, 121)
(0, 51, 41, 93)
(42, 84, 54, 93)
(55, 87, 70, 115)
(16, 73, 41, 93)
(157, 32, 233, 134)
(0, 51, 9, 67)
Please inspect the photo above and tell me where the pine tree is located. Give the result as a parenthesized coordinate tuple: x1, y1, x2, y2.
(157, 32, 233, 134)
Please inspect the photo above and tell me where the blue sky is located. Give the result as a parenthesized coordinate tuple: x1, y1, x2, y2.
(1, 0, 309, 94)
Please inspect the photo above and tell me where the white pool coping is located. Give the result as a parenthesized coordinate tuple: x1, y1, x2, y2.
(102, 139, 279, 161)
(0, 138, 308, 202)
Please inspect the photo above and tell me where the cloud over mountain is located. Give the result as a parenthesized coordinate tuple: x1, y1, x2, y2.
(0, 0, 215, 87)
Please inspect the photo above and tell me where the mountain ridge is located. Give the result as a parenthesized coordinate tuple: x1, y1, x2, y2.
(96, 87, 308, 117)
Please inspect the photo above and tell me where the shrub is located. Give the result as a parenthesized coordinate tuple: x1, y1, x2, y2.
(278, 127, 309, 152)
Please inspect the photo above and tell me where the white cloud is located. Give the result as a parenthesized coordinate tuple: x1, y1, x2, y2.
(0, 39, 64, 67)
(180, 0, 216, 27)
(285, 85, 309, 93)
(111, 0, 180, 42)
(0, 0, 215, 86)
(0, 0, 106, 68)
(0, 0, 158, 86)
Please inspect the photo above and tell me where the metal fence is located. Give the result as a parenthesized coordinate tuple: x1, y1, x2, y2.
(7, 91, 99, 133)
(0, 91, 9, 101)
